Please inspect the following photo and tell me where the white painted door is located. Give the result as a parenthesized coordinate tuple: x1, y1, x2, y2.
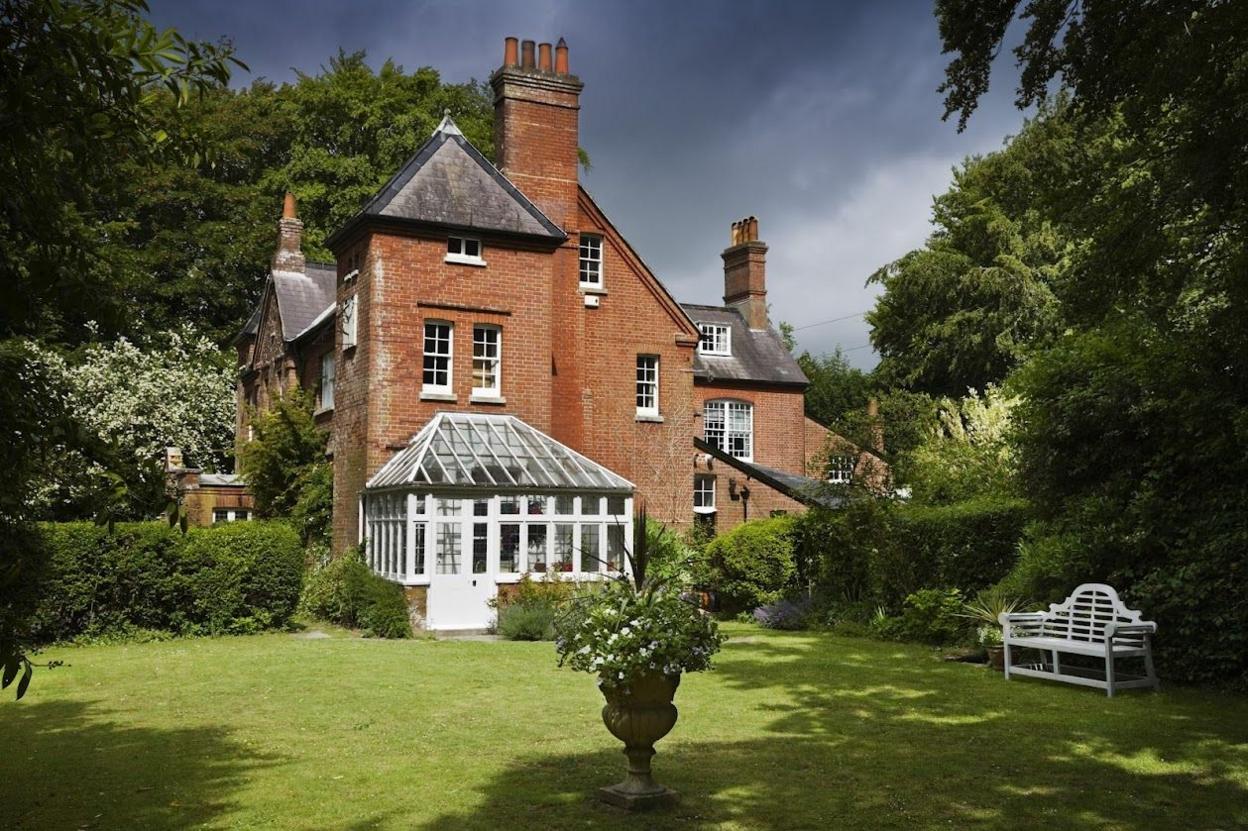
(426, 518, 495, 630)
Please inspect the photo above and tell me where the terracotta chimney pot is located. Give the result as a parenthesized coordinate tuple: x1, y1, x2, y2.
(555, 38, 569, 74)
(282, 191, 297, 219)
(504, 37, 519, 67)
(748, 216, 758, 241)
(538, 42, 552, 71)
(521, 39, 536, 68)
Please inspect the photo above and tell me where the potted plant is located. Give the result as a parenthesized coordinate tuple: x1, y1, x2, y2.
(958, 588, 1028, 672)
(554, 511, 724, 810)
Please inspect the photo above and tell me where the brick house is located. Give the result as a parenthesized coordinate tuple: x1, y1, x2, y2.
(235, 37, 885, 628)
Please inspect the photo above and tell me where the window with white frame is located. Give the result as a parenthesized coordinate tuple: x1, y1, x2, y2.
(635, 355, 658, 416)
(319, 352, 335, 411)
(366, 492, 407, 581)
(472, 325, 501, 396)
(446, 236, 483, 264)
(704, 399, 754, 461)
(698, 323, 731, 356)
(212, 508, 250, 523)
(693, 475, 716, 513)
(341, 294, 357, 349)
(422, 321, 452, 392)
(579, 234, 602, 288)
(827, 455, 855, 485)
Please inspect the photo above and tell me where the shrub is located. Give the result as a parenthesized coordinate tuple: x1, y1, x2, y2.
(29, 520, 303, 641)
(299, 548, 410, 638)
(753, 598, 811, 630)
(700, 515, 796, 614)
(290, 462, 333, 545)
(874, 588, 967, 645)
(238, 387, 327, 517)
(497, 603, 556, 640)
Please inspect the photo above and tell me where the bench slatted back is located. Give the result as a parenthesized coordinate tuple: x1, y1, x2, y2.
(1040, 584, 1147, 646)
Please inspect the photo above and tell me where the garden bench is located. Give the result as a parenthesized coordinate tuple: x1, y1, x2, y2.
(1000, 583, 1158, 697)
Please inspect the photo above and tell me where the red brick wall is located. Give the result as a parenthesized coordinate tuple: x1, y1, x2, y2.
(692, 381, 808, 476)
(691, 454, 804, 535)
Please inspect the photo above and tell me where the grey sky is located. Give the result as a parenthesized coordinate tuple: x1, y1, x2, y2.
(151, 0, 1029, 368)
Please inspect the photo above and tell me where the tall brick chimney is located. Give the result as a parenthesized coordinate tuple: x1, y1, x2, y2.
(490, 36, 583, 229)
(722, 216, 768, 329)
(273, 191, 305, 273)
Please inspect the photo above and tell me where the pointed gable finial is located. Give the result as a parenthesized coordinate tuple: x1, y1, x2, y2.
(435, 110, 462, 136)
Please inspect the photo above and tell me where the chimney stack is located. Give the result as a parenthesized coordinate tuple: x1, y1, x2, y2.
(491, 36, 584, 227)
(722, 216, 768, 329)
(273, 191, 305, 273)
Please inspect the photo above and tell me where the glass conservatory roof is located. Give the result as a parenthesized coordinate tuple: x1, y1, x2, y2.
(366, 412, 634, 492)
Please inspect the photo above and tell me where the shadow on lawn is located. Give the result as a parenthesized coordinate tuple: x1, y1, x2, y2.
(421, 634, 1248, 830)
(0, 698, 279, 830)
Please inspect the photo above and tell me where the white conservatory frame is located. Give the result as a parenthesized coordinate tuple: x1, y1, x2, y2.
(360, 413, 635, 589)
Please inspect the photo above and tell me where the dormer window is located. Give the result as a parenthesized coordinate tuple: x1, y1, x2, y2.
(698, 323, 731, 356)
(446, 236, 485, 266)
(579, 234, 603, 288)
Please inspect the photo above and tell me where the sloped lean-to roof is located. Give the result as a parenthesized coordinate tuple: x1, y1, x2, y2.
(368, 412, 634, 492)
(327, 115, 566, 249)
(694, 437, 841, 509)
(681, 304, 808, 387)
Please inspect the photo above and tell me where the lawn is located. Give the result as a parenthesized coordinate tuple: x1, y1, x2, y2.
(2, 624, 1246, 830)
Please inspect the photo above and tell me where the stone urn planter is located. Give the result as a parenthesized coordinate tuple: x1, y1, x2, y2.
(598, 671, 681, 810)
(986, 644, 1006, 671)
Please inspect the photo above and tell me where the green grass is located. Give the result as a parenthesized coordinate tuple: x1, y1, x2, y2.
(3, 623, 1246, 830)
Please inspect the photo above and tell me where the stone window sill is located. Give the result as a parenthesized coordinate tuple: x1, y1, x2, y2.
(420, 390, 457, 403)
(579, 285, 608, 295)
(470, 394, 507, 405)
(445, 254, 487, 268)
(635, 413, 664, 423)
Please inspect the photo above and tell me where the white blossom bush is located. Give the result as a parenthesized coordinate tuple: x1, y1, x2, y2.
(33, 326, 236, 471)
(554, 579, 725, 692)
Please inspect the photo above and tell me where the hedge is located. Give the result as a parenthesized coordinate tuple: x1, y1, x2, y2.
(29, 520, 304, 642)
(299, 550, 411, 638)
(870, 496, 1030, 609)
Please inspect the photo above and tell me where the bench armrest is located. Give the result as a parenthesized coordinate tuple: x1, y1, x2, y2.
(1105, 621, 1157, 637)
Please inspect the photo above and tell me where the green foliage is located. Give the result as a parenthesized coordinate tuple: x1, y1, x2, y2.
(794, 499, 888, 605)
(27, 520, 302, 642)
(904, 386, 1018, 505)
(699, 516, 797, 615)
(641, 519, 701, 588)
(290, 462, 333, 545)
(497, 604, 556, 642)
(299, 549, 411, 639)
(797, 348, 872, 428)
(873, 588, 967, 645)
(238, 388, 328, 518)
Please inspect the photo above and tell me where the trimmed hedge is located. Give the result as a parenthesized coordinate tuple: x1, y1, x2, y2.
(30, 521, 303, 642)
(869, 496, 1030, 609)
(699, 515, 797, 614)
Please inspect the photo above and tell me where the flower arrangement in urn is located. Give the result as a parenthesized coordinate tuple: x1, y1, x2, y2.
(554, 511, 724, 810)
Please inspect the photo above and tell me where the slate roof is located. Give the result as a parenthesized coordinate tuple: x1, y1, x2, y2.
(694, 438, 841, 509)
(680, 304, 808, 387)
(271, 262, 337, 342)
(327, 116, 565, 249)
(368, 412, 633, 492)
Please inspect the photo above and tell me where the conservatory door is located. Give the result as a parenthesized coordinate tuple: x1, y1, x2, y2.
(426, 519, 494, 630)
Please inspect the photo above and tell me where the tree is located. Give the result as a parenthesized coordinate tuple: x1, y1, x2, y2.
(797, 348, 872, 428)
(866, 104, 1072, 396)
(938, 0, 1248, 685)
(904, 386, 1017, 505)
(105, 51, 496, 343)
(238, 388, 327, 518)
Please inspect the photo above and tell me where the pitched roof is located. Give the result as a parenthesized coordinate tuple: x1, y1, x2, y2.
(272, 262, 337, 342)
(694, 437, 840, 509)
(681, 304, 808, 387)
(368, 412, 633, 492)
(328, 116, 565, 248)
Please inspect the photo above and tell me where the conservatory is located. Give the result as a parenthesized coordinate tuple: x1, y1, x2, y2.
(361, 412, 634, 630)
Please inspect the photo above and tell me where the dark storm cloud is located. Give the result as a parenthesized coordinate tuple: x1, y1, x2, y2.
(151, 0, 1029, 367)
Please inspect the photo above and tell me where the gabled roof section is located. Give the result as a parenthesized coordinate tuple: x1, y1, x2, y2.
(334, 116, 565, 246)
(368, 412, 634, 492)
(272, 262, 337, 342)
(682, 304, 808, 387)
(577, 187, 699, 338)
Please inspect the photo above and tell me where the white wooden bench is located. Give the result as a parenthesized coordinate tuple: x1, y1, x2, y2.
(1000, 583, 1158, 697)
